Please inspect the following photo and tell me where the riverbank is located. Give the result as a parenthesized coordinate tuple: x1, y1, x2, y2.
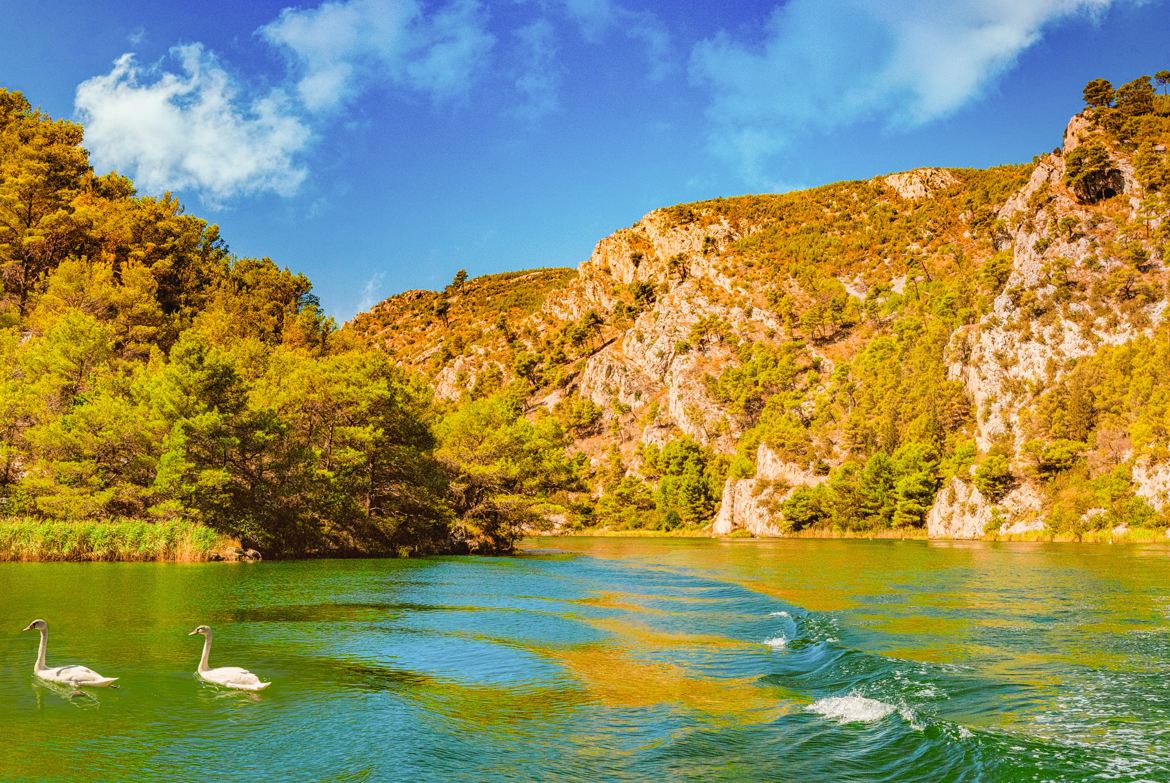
(0, 519, 238, 562)
(561, 525, 1170, 544)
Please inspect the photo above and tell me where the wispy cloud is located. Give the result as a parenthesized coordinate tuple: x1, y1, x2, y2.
(357, 271, 386, 312)
(558, 0, 671, 81)
(75, 45, 310, 201)
(260, 0, 494, 113)
(506, 0, 671, 118)
(690, 0, 1127, 182)
(511, 18, 561, 120)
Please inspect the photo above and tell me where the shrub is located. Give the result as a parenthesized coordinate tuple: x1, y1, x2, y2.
(974, 453, 1015, 501)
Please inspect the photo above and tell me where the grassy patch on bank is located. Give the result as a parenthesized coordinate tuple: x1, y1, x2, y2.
(988, 526, 1170, 544)
(0, 519, 234, 562)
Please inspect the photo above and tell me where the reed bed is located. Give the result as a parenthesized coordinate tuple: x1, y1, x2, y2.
(0, 518, 231, 562)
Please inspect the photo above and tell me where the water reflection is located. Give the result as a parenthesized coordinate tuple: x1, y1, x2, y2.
(31, 678, 101, 709)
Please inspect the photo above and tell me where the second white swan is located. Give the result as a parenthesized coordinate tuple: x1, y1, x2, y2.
(188, 625, 271, 691)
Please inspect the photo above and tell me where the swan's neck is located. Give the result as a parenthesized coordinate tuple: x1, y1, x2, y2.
(198, 633, 212, 673)
(34, 628, 47, 672)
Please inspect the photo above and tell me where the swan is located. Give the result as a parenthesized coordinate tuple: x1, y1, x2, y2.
(22, 619, 119, 688)
(189, 625, 271, 691)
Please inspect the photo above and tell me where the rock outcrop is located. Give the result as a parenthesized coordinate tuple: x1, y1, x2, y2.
(926, 476, 1045, 539)
(713, 445, 826, 536)
(882, 168, 960, 201)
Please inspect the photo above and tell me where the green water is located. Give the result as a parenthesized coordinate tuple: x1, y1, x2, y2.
(2, 537, 1169, 782)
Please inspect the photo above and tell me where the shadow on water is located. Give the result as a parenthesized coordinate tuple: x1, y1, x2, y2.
(320, 658, 433, 693)
(226, 602, 464, 624)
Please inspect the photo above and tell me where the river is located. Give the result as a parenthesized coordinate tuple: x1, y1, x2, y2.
(2, 537, 1168, 781)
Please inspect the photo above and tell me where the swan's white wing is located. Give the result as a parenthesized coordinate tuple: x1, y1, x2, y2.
(204, 666, 270, 691)
(42, 665, 117, 687)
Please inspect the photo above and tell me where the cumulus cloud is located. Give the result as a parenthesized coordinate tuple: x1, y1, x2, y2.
(691, 0, 1127, 180)
(75, 44, 311, 201)
(260, 0, 494, 113)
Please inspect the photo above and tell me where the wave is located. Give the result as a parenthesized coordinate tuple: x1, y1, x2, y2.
(763, 635, 788, 649)
(807, 693, 896, 724)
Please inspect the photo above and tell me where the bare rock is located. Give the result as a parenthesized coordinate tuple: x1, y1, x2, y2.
(1133, 457, 1170, 511)
(882, 168, 960, 201)
(926, 477, 990, 539)
(713, 444, 825, 536)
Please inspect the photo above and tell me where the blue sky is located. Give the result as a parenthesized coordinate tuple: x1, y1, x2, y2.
(2, 0, 1168, 320)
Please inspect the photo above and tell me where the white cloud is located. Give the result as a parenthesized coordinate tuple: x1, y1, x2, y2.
(75, 45, 311, 201)
(260, 0, 494, 113)
(691, 0, 1127, 180)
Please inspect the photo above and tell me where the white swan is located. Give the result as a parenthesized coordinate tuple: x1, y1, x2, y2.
(22, 619, 118, 688)
(189, 625, 271, 691)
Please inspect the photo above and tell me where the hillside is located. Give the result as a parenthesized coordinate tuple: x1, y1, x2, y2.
(350, 74, 1170, 541)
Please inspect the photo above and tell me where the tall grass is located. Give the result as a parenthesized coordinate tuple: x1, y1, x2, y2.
(0, 518, 232, 562)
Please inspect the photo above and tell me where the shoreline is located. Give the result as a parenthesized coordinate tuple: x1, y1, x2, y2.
(545, 526, 1170, 545)
(4, 520, 1168, 564)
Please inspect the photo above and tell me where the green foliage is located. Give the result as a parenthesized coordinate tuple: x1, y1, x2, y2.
(593, 475, 657, 529)
(554, 395, 603, 437)
(630, 281, 656, 311)
(777, 442, 941, 532)
(974, 453, 1015, 501)
(1033, 439, 1086, 477)
(641, 438, 727, 528)
(706, 340, 811, 428)
(781, 485, 829, 530)
(1083, 78, 1115, 108)
(1116, 76, 1155, 117)
(979, 250, 1013, 294)
(1064, 142, 1121, 203)
(435, 393, 581, 552)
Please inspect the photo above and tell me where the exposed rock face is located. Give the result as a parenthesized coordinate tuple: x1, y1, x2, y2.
(882, 168, 960, 200)
(926, 477, 990, 539)
(713, 445, 825, 536)
(926, 476, 1045, 539)
(953, 113, 1159, 457)
(543, 209, 741, 323)
(1133, 458, 1170, 511)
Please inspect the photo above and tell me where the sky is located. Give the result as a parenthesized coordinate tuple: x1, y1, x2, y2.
(1, 0, 1168, 321)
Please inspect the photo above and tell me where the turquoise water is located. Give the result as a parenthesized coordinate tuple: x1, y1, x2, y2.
(2, 537, 1169, 781)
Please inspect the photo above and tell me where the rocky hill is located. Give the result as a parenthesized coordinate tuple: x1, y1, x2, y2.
(350, 75, 1170, 541)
